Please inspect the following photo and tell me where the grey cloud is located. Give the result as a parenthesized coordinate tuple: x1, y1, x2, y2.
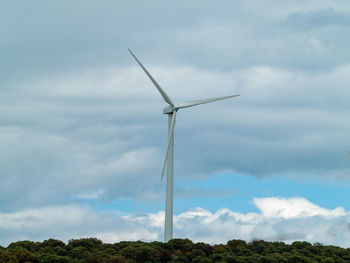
(285, 9, 350, 30)
(2, 63, 350, 211)
(0, 0, 240, 82)
(2, 1, 350, 213)
(3, 0, 350, 87)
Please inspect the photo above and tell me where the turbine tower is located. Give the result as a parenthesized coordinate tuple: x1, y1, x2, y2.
(128, 49, 239, 242)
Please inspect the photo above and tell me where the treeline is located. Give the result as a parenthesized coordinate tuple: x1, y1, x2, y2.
(1, 238, 350, 263)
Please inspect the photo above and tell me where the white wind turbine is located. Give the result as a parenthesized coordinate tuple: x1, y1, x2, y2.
(128, 49, 239, 242)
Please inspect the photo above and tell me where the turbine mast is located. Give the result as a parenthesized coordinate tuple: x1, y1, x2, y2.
(164, 112, 174, 242)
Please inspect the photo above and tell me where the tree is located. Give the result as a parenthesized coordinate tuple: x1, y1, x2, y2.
(212, 244, 228, 254)
(67, 238, 103, 251)
(226, 240, 247, 254)
(262, 253, 288, 263)
(287, 254, 310, 263)
(167, 239, 193, 252)
(192, 242, 213, 256)
(10, 248, 38, 263)
(119, 244, 159, 262)
(8, 241, 38, 253)
(40, 239, 65, 249)
(250, 240, 269, 254)
(1, 237, 350, 263)
(321, 258, 335, 263)
(38, 254, 69, 263)
(0, 250, 19, 263)
(192, 256, 212, 263)
(68, 246, 90, 259)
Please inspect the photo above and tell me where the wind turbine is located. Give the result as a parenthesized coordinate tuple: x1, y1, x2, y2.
(128, 49, 239, 242)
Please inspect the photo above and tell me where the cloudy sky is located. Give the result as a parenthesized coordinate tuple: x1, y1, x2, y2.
(2, 0, 350, 247)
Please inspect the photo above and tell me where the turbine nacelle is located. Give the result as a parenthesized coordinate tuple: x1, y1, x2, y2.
(163, 105, 178, 114)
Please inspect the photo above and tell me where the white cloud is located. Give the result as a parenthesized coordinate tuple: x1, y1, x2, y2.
(253, 197, 346, 219)
(175, 197, 350, 247)
(1, 197, 350, 248)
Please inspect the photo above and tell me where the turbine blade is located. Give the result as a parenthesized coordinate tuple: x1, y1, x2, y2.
(177, 94, 239, 109)
(161, 111, 176, 181)
(128, 49, 175, 106)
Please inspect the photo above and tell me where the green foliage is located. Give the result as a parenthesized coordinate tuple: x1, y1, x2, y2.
(189, 248, 206, 260)
(39, 253, 69, 263)
(38, 239, 67, 256)
(8, 240, 38, 253)
(1, 238, 350, 263)
(67, 238, 103, 251)
(192, 242, 213, 256)
(0, 250, 19, 263)
(226, 240, 247, 254)
(119, 244, 159, 262)
(68, 246, 89, 259)
(287, 254, 309, 263)
(321, 258, 335, 263)
(192, 256, 212, 263)
(108, 254, 129, 263)
(261, 252, 288, 263)
(209, 252, 224, 262)
(212, 244, 228, 254)
(41, 239, 65, 249)
(291, 241, 312, 250)
(167, 238, 193, 252)
(249, 240, 269, 254)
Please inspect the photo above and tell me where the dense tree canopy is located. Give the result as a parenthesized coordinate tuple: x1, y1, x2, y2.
(1, 238, 350, 263)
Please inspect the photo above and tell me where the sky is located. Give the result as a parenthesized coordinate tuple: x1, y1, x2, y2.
(1, 0, 350, 247)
